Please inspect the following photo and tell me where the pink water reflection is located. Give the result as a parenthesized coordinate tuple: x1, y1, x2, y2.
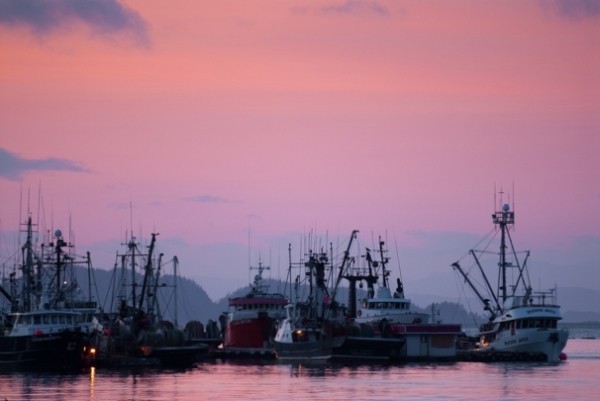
(1, 339, 598, 401)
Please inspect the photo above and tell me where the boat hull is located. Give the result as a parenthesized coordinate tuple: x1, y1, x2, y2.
(332, 336, 404, 362)
(151, 344, 208, 367)
(274, 339, 332, 361)
(484, 328, 569, 362)
(224, 313, 278, 349)
(0, 331, 92, 370)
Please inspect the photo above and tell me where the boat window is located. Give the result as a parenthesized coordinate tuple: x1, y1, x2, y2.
(43, 315, 50, 324)
(51, 315, 57, 324)
(59, 315, 66, 324)
(34, 315, 41, 325)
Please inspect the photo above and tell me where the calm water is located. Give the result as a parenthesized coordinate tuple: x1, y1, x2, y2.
(2, 338, 599, 401)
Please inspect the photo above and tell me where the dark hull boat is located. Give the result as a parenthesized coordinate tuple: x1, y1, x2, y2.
(0, 217, 97, 371)
(93, 233, 205, 368)
(331, 333, 405, 362)
(0, 324, 92, 370)
(335, 233, 461, 362)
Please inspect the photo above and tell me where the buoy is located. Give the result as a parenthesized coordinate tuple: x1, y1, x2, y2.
(559, 352, 567, 361)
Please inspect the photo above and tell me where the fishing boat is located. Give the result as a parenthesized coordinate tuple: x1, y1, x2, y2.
(0, 309, 97, 369)
(273, 248, 339, 361)
(452, 198, 569, 362)
(93, 233, 206, 367)
(336, 234, 460, 362)
(353, 239, 429, 326)
(0, 217, 98, 370)
(222, 259, 287, 357)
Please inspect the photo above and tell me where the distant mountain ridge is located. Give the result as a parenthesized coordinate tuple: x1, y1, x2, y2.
(67, 268, 599, 327)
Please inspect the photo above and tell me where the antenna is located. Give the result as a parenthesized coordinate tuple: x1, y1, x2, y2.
(512, 181, 516, 231)
(247, 224, 251, 284)
(129, 200, 134, 239)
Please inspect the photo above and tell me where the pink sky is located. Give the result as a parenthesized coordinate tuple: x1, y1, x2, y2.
(1, 0, 599, 301)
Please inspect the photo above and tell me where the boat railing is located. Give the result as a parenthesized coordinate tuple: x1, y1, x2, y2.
(503, 294, 561, 310)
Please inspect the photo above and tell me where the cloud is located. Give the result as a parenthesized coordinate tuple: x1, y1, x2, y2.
(187, 195, 230, 204)
(320, 0, 390, 17)
(0, 147, 88, 180)
(540, 0, 600, 19)
(0, 0, 150, 47)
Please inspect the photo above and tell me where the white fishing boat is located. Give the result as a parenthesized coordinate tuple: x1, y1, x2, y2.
(354, 240, 429, 325)
(452, 198, 568, 362)
(273, 250, 334, 361)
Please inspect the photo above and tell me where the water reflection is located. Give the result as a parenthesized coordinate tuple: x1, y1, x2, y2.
(1, 340, 598, 401)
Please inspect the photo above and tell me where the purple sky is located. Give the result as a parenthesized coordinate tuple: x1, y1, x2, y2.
(1, 0, 598, 301)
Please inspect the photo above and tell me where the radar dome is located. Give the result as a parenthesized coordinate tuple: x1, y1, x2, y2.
(502, 203, 510, 212)
(54, 229, 62, 238)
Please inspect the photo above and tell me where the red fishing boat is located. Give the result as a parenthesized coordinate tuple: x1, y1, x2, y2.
(222, 260, 287, 357)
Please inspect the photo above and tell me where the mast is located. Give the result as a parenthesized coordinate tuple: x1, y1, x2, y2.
(493, 203, 514, 305)
(331, 229, 358, 304)
(129, 236, 137, 307)
(86, 251, 92, 303)
(54, 229, 66, 306)
(21, 216, 35, 311)
(138, 232, 158, 311)
(149, 252, 163, 324)
(377, 236, 390, 289)
(250, 256, 270, 293)
(172, 255, 177, 327)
